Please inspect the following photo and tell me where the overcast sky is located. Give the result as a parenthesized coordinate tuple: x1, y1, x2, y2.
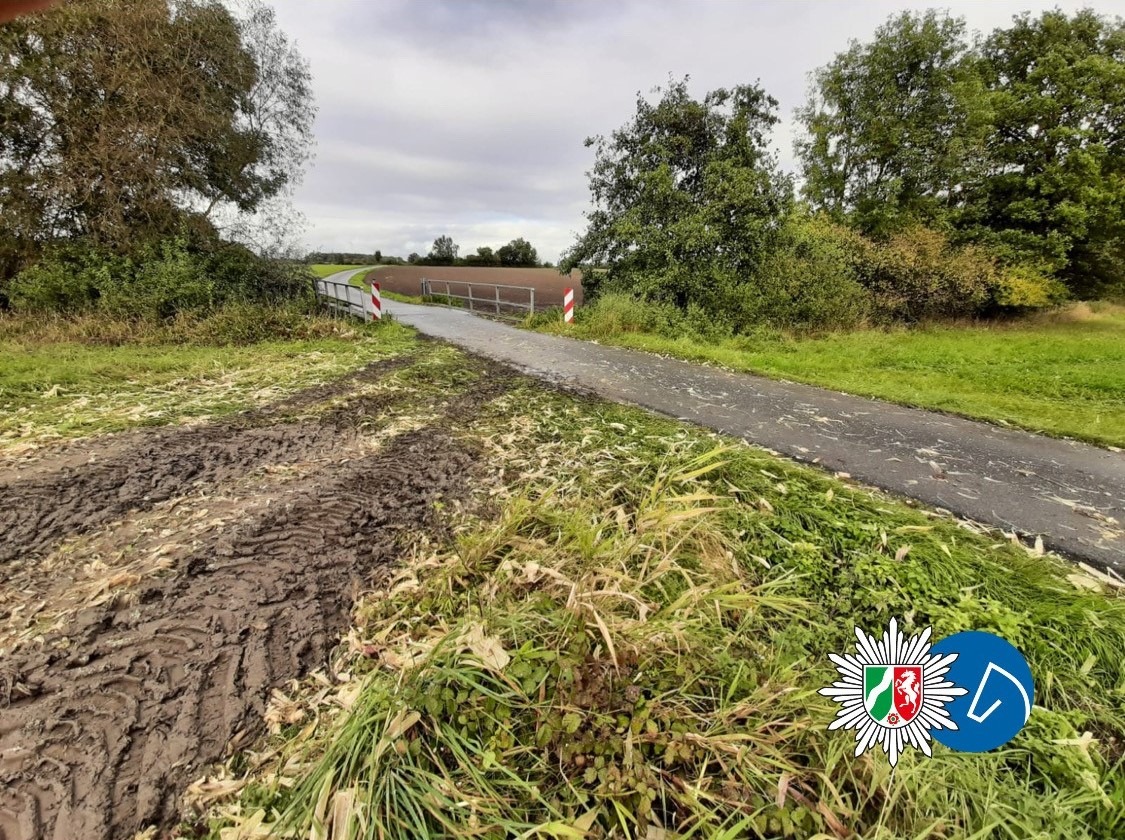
(266, 0, 1125, 262)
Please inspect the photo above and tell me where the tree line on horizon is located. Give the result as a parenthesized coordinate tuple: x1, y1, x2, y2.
(306, 237, 547, 269)
(414, 235, 544, 268)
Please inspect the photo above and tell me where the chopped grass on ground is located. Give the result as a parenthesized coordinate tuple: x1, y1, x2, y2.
(0, 312, 414, 449)
(528, 301, 1125, 448)
(188, 347, 1125, 840)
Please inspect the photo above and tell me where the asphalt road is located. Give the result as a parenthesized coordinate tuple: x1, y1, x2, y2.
(324, 269, 1125, 570)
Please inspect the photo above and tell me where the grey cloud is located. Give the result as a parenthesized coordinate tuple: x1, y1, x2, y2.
(266, 0, 1125, 261)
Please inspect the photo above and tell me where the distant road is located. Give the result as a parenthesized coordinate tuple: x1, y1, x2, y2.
(324, 269, 1125, 569)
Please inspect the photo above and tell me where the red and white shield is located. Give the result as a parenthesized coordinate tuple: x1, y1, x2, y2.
(890, 665, 923, 725)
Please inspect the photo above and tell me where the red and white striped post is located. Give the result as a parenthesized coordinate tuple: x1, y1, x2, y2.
(563, 287, 575, 324)
(370, 282, 381, 321)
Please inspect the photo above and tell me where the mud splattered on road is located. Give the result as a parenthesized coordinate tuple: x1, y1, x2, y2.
(0, 353, 516, 840)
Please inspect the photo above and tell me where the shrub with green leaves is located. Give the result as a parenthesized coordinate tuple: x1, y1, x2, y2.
(858, 226, 997, 322)
(6, 236, 311, 319)
(990, 263, 1070, 311)
(744, 213, 872, 330)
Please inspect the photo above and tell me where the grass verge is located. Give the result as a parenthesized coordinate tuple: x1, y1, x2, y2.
(0, 307, 414, 449)
(309, 264, 375, 278)
(526, 297, 1125, 448)
(182, 351, 1125, 840)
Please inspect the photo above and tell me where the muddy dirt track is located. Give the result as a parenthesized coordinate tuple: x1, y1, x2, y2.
(0, 353, 517, 840)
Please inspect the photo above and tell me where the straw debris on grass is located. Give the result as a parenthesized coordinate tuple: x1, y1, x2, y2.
(0, 318, 416, 450)
(182, 370, 1125, 840)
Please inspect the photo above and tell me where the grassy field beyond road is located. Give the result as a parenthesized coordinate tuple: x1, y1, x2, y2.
(309, 263, 374, 278)
(531, 301, 1125, 448)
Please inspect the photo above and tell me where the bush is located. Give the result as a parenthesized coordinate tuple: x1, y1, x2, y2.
(97, 239, 215, 319)
(562, 220, 1070, 335)
(204, 241, 311, 304)
(6, 251, 106, 312)
(571, 292, 675, 338)
(7, 237, 312, 319)
(990, 263, 1070, 310)
(856, 228, 1070, 320)
(859, 227, 996, 322)
(571, 292, 735, 342)
(744, 214, 873, 330)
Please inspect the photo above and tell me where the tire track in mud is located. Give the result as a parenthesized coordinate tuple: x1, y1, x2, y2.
(0, 356, 520, 840)
(0, 354, 420, 566)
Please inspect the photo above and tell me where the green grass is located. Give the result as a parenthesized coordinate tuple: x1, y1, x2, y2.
(529, 299, 1125, 448)
(346, 269, 424, 297)
(190, 344, 1125, 840)
(383, 290, 424, 304)
(0, 313, 415, 448)
(309, 263, 376, 278)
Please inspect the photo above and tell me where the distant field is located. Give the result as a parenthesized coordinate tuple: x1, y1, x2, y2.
(354, 265, 583, 307)
(308, 263, 373, 278)
(534, 301, 1125, 448)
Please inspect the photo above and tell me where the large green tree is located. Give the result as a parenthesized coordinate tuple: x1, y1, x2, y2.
(465, 246, 498, 266)
(562, 77, 792, 313)
(0, 0, 313, 278)
(428, 235, 458, 265)
(967, 9, 1125, 296)
(497, 237, 538, 267)
(799, 8, 1125, 297)
(796, 11, 988, 237)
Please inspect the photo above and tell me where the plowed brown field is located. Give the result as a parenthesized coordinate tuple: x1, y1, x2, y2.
(360, 266, 584, 307)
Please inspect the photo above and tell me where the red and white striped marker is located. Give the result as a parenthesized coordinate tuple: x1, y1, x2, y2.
(370, 281, 381, 321)
(563, 287, 575, 324)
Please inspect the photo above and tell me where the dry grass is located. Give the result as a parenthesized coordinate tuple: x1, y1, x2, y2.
(1028, 300, 1125, 325)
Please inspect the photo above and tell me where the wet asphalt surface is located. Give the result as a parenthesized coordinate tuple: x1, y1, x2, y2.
(325, 271, 1125, 570)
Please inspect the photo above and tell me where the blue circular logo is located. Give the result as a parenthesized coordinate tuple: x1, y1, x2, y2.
(930, 631, 1034, 752)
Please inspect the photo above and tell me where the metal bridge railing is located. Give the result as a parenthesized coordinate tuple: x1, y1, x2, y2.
(314, 277, 368, 320)
(421, 278, 536, 318)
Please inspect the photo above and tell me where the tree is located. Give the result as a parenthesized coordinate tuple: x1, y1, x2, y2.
(428, 235, 458, 265)
(408, 252, 421, 265)
(0, 0, 314, 278)
(562, 76, 792, 314)
(796, 11, 988, 237)
(497, 238, 539, 267)
(967, 9, 1125, 296)
(797, 8, 1125, 297)
(465, 246, 498, 266)
(213, 0, 313, 218)
(374, 250, 383, 263)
